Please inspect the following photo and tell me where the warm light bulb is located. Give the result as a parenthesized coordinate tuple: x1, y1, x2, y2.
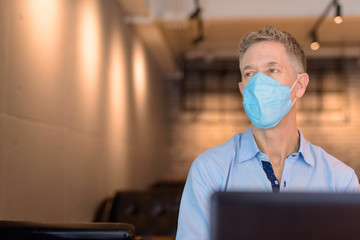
(334, 16, 343, 24)
(310, 41, 320, 51)
(334, 4, 343, 24)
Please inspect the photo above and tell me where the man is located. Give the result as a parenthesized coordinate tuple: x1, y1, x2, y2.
(175, 26, 359, 240)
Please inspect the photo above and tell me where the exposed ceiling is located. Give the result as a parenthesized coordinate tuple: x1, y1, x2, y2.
(118, 0, 360, 74)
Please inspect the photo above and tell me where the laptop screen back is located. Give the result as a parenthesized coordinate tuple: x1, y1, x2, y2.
(210, 192, 360, 240)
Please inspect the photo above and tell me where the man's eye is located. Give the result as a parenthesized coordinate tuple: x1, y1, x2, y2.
(270, 69, 278, 73)
(245, 72, 254, 77)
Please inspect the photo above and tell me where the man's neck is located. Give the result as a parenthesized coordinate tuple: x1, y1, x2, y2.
(251, 114, 300, 181)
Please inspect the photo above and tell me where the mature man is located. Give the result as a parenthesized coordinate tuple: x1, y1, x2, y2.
(175, 26, 359, 240)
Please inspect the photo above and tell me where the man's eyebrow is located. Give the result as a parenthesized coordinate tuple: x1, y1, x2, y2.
(242, 65, 254, 71)
(241, 61, 282, 72)
(267, 61, 282, 67)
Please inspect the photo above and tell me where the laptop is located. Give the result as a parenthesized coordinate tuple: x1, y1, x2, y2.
(210, 191, 360, 240)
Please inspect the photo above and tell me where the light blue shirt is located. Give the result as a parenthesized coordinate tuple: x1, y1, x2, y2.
(176, 127, 359, 240)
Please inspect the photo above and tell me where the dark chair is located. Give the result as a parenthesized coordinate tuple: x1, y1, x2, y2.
(108, 190, 182, 237)
(0, 220, 149, 240)
(94, 197, 114, 223)
(150, 181, 185, 193)
(93, 181, 185, 238)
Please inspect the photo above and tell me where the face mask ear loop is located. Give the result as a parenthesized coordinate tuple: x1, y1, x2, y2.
(290, 74, 300, 92)
(290, 74, 300, 107)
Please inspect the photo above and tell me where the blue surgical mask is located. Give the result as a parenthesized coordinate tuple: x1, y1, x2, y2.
(242, 72, 298, 129)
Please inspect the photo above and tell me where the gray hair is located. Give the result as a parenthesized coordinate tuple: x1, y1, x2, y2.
(238, 26, 307, 74)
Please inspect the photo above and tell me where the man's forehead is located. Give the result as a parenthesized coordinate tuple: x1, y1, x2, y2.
(240, 41, 288, 70)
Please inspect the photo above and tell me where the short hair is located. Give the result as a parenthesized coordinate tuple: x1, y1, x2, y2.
(238, 26, 307, 74)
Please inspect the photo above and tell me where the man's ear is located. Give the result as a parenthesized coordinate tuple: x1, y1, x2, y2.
(295, 73, 309, 98)
(238, 82, 243, 95)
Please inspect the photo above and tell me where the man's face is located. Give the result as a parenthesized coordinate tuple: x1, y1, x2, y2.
(239, 41, 296, 90)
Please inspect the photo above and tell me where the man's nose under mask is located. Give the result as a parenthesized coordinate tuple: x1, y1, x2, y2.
(242, 72, 298, 129)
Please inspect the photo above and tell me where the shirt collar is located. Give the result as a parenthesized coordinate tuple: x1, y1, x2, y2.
(298, 129, 315, 167)
(237, 127, 260, 163)
(237, 127, 315, 167)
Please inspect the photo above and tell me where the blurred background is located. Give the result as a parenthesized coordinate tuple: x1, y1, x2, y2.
(1, 0, 360, 225)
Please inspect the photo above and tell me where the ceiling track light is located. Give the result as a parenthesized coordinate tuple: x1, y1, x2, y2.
(334, 3, 343, 24)
(310, 31, 320, 51)
(189, 0, 204, 45)
(308, 0, 343, 50)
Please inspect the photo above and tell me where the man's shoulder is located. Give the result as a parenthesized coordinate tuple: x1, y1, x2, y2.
(305, 140, 359, 192)
(187, 133, 244, 187)
(306, 141, 354, 173)
(203, 133, 242, 155)
(193, 133, 243, 168)
(199, 133, 243, 158)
